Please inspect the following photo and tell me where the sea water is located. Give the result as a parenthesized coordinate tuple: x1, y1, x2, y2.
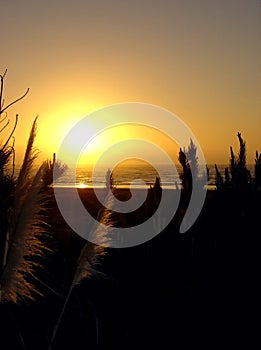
(53, 163, 255, 189)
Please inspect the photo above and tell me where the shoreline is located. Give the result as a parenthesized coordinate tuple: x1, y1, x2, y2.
(52, 184, 217, 190)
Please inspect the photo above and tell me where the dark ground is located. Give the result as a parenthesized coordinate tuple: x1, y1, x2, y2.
(0, 187, 259, 349)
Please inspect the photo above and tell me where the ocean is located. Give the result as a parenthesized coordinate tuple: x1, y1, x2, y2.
(53, 163, 255, 190)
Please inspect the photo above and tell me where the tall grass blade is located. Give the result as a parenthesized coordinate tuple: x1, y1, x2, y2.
(0, 163, 49, 302)
(48, 190, 113, 349)
(10, 117, 39, 242)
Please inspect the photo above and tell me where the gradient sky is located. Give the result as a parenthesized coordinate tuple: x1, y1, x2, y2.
(1, 0, 260, 165)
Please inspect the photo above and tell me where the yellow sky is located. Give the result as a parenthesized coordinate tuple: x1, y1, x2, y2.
(75, 124, 180, 166)
(1, 0, 260, 166)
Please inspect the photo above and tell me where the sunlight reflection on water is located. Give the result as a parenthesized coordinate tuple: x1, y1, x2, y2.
(52, 164, 223, 190)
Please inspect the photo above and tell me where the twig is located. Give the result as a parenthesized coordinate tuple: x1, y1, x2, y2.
(0, 69, 8, 111)
(1, 88, 29, 115)
(0, 112, 8, 123)
(0, 119, 9, 133)
(2, 114, 18, 149)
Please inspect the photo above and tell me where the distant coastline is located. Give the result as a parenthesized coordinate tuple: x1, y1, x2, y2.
(11, 162, 256, 190)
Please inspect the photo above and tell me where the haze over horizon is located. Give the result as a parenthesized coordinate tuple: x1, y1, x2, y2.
(1, 0, 260, 166)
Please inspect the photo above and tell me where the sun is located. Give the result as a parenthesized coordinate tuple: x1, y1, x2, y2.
(36, 101, 101, 162)
(39, 106, 180, 169)
(77, 124, 179, 167)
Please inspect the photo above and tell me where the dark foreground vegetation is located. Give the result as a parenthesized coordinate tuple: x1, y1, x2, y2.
(0, 72, 260, 349)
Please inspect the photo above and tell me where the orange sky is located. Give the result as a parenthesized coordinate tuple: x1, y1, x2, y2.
(1, 0, 260, 166)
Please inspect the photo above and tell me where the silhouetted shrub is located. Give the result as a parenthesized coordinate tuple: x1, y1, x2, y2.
(255, 150, 261, 190)
(215, 132, 252, 192)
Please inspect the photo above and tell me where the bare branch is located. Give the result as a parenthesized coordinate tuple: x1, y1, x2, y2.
(0, 69, 8, 80)
(0, 112, 8, 123)
(0, 119, 10, 133)
(0, 69, 7, 110)
(0, 76, 4, 111)
(1, 88, 30, 115)
(0, 99, 5, 111)
(3, 114, 19, 149)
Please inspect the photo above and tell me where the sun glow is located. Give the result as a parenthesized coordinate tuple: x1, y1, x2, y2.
(76, 123, 180, 168)
(43, 115, 180, 168)
(35, 102, 102, 162)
